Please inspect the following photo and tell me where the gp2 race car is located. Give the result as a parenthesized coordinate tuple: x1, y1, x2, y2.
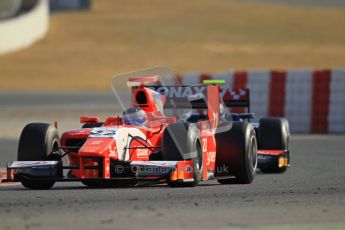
(3, 66, 290, 189)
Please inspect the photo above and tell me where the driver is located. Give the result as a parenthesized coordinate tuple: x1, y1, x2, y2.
(122, 108, 147, 125)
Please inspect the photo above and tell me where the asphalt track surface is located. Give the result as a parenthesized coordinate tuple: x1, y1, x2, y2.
(0, 93, 345, 230)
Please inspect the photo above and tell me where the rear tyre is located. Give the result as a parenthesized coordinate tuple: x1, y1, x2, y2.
(258, 118, 290, 173)
(161, 123, 202, 187)
(216, 122, 257, 184)
(17, 123, 61, 189)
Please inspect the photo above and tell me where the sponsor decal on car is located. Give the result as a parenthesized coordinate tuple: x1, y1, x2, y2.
(149, 86, 247, 101)
(257, 154, 272, 163)
(136, 149, 149, 158)
(89, 128, 118, 138)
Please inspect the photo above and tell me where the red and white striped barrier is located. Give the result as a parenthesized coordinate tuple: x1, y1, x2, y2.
(0, 168, 8, 184)
(0, 168, 17, 185)
(180, 69, 345, 134)
(0, 168, 5, 177)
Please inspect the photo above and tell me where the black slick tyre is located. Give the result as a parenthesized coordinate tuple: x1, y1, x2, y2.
(258, 118, 290, 173)
(216, 122, 257, 184)
(161, 123, 202, 187)
(17, 123, 61, 189)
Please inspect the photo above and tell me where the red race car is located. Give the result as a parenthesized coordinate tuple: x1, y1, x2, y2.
(4, 66, 289, 189)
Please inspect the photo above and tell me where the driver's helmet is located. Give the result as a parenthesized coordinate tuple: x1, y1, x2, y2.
(123, 108, 147, 125)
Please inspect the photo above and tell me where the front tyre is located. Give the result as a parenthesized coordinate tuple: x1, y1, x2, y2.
(161, 123, 202, 187)
(17, 123, 61, 189)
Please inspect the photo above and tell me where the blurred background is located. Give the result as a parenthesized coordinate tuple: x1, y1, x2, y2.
(0, 0, 344, 91)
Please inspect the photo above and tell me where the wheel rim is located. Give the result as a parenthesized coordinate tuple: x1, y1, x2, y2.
(52, 140, 59, 153)
(248, 136, 257, 171)
(195, 141, 203, 172)
(48, 139, 61, 160)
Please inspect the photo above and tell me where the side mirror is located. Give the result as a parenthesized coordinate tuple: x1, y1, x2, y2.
(80, 116, 100, 124)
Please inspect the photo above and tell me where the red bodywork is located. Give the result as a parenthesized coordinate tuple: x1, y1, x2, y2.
(59, 84, 221, 182)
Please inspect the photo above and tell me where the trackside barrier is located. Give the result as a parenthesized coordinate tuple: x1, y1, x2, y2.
(0, 0, 49, 55)
(328, 70, 345, 133)
(248, 71, 270, 120)
(0, 168, 7, 183)
(181, 69, 345, 134)
(0, 168, 17, 185)
(285, 71, 312, 133)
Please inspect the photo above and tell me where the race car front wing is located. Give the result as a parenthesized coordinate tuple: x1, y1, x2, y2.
(3, 160, 195, 184)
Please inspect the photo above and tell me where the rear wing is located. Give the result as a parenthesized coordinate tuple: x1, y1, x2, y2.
(148, 85, 210, 109)
(146, 84, 220, 128)
(148, 85, 250, 112)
